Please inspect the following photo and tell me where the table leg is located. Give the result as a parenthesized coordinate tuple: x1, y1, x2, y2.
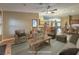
(5, 44, 11, 55)
(31, 45, 37, 55)
(48, 39, 51, 47)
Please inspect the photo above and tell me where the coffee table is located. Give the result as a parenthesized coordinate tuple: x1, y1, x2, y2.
(28, 36, 51, 54)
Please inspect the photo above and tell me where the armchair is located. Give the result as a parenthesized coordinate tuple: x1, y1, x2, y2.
(14, 30, 27, 44)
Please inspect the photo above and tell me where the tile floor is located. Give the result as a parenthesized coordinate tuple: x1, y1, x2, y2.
(11, 34, 72, 55)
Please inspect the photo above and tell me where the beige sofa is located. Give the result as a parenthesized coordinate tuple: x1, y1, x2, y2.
(58, 34, 79, 55)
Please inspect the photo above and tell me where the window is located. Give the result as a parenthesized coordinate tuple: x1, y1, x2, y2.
(57, 22, 61, 27)
(55, 18, 61, 22)
(55, 18, 61, 27)
(32, 19, 37, 27)
(57, 28, 61, 32)
(0, 16, 2, 35)
(9, 18, 26, 35)
(52, 18, 61, 27)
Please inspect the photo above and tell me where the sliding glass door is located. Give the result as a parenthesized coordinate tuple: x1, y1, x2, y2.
(52, 18, 61, 33)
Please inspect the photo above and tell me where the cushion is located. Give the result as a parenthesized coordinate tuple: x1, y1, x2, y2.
(56, 35, 67, 43)
(62, 42, 76, 50)
(59, 48, 79, 55)
(77, 51, 79, 55)
(69, 34, 79, 45)
(15, 30, 26, 37)
(20, 32, 26, 36)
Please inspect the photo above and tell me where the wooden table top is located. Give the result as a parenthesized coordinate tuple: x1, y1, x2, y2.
(0, 38, 15, 45)
(28, 36, 51, 46)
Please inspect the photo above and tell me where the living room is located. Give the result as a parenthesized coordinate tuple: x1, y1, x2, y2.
(0, 3, 79, 55)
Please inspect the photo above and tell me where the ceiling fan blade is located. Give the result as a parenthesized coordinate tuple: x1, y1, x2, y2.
(50, 9, 57, 11)
(51, 11, 55, 13)
(53, 9, 57, 11)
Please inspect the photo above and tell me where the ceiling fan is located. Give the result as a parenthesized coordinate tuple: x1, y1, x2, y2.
(41, 5, 58, 14)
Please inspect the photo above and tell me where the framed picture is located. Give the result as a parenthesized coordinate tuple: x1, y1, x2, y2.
(39, 19, 45, 25)
(32, 19, 37, 27)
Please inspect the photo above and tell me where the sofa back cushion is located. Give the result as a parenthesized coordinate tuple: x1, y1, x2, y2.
(69, 34, 79, 45)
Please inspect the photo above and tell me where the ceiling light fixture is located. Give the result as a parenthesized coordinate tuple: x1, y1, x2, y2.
(47, 11, 51, 14)
(40, 5, 57, 15)
(46, 5, 51, 14)
(46, 5, 57, 14)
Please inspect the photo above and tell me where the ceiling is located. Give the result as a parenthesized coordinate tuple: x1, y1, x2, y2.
(0, 3, 79, 16)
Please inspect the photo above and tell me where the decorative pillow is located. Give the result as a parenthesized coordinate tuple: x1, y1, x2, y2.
(62, 42, 76, 50)
(15, 30, 26, 37)
(15, 30, 21, 36)
(20, 32, 26, 36)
